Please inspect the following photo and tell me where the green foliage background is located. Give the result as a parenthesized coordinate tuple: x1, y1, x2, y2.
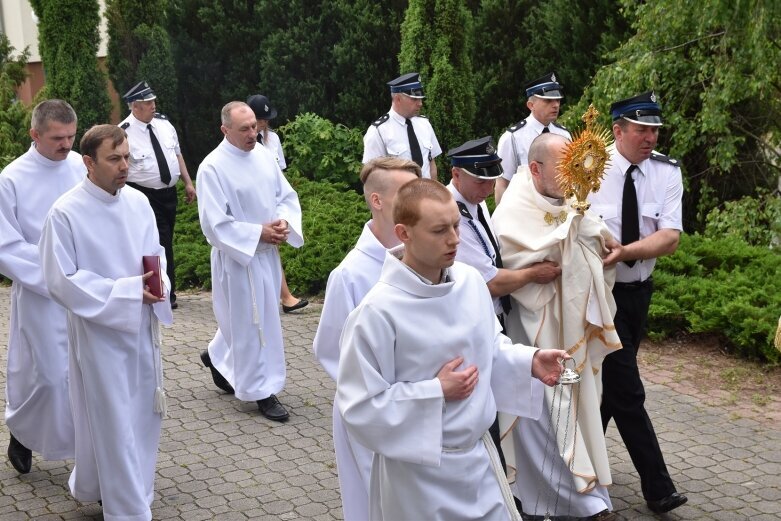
(173, 173, 367, 296)
(106, 0, 179, 122)
(566, 0, 781, 230)
(0, 35, 31, 170)
(173, 113, 368, 296)
(650, 234, 780, 364)
(400, 0, 475, 164)
(28, 0, 112, 144)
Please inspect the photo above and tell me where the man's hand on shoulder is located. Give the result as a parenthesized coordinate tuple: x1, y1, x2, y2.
(531, 349, 568, 387)
(437, 356, 479, 401)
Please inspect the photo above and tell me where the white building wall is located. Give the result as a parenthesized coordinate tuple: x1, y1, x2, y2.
(0, 0, 109, 63)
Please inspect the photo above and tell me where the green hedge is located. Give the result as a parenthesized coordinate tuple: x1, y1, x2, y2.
(172, 173, 367, 296)
(649, 233, 781, 364)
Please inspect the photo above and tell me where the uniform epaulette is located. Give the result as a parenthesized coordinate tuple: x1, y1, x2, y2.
(650, 151, 680, 166)
(154, 112, 168, 120)
(120, 122, 130, 130)
(507, 119, 527, 133)
(418, 114, 428, 119)
(372, 113, 390, 127)
(552, 121, 567, 131)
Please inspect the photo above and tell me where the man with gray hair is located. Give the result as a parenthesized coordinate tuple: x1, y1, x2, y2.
(0, 99, 83, 474)
(197, 101, 303, 421)
(120, 80, 196, 310)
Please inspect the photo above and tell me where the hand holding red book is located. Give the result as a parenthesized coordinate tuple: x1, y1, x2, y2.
(142, 256, 164, 299)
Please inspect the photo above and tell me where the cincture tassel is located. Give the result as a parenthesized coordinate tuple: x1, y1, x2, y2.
(248, 266, 267, 348)
(151, 313, 167, 418)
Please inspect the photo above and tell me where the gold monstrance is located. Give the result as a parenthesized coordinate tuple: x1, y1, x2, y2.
(556, 104, 613, 214)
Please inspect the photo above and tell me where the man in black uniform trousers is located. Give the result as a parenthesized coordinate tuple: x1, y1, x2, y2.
(588, 91, 688, 514)
(120, 81, 196, 309)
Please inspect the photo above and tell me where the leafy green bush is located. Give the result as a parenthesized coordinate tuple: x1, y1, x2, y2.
(704, 192, 781, 248)
(172, 188, 211, 290)
(173, 173, 367, 296)
(280, 174, 367, 295)
(278, 113, 364, 188)
(650, 233, 781, 364)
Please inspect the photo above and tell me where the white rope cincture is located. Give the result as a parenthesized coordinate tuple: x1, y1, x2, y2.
(151, 310, 167, 418)
(482, 431, 521, 521)
(247, 265, 266, 348)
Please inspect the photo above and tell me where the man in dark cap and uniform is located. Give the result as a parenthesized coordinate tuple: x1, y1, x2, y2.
(446, 137, 561, 487)
(363, 72, 442, 181)
(588, 91, 688, 514)
(447, 137, 561, 321)
(495, 72, 571, 203)
(120, 81, 196, 310)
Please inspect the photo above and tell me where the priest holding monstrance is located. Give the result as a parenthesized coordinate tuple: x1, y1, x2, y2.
(493, 106, 622, 520)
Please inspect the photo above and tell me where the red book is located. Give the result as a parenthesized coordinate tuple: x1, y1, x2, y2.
(142, 255, 164, 298)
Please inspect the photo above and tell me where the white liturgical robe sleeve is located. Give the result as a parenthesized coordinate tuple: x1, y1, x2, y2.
(39, 183, 173, 332)
(197, 140, 302, 267)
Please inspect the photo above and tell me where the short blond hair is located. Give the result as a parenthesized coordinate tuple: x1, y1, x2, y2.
(393, 178, 452, 226)
(359, 156, 421, 185)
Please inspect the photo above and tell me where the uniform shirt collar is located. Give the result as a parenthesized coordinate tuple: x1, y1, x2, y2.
(129, 113, 155, 130)
(611, 144, 649, 178)
(388, 107, 407, 126)
(447, 182, 478, 217)
(528, 115, 550, 133)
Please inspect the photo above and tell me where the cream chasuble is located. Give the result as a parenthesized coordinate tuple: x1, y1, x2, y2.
(492, 167, 621, 517)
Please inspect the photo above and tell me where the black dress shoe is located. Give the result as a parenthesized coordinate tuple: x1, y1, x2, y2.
(257, 394, 289, 422)
(171, 301, 179, 310)
(8, 434, 32, 474)
(200, 350, 235, 394)
(282, 299, 309, 313)
(590, 509, 618, 520)
(647, 492, 688, 513)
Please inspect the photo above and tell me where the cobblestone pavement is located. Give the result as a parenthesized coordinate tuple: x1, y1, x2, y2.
(0, 287, 779, 520)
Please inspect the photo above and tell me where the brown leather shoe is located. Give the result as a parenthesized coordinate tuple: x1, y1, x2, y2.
(590, 509, 618, 520)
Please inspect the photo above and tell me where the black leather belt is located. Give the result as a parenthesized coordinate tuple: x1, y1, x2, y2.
(614, 276, 653, 290)
(126, 181, 176, 194)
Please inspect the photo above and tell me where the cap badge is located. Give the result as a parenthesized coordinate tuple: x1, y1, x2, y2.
(486, 143, 495, 154)
(650, 92, 656, 102)
(551, 73, 557, 83)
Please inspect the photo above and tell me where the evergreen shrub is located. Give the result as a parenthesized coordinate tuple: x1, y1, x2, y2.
(279, 174, 367, 295)
(650, 233, 781, 364)
(173, 174, 367, 296)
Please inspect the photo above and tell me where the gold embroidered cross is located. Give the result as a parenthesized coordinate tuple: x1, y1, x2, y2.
(544, 212, 566, 226)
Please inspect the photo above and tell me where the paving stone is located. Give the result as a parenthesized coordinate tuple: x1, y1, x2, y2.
(0, 289, 778, 520)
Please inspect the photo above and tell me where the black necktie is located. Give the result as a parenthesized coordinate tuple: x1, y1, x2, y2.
(541, 126, 550, 134)
(405, 118, 424, 167)
(477, 205, 512, 314)
(148, 124, 172, 185)
(621, 165, 639, 267)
